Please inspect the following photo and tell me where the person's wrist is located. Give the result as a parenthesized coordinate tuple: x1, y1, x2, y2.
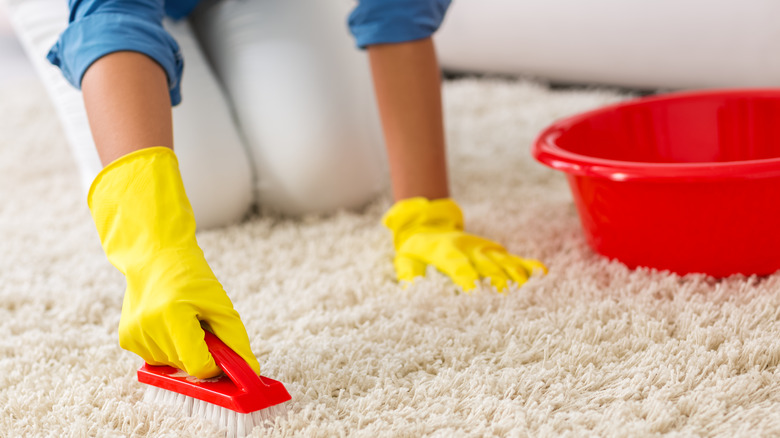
(383, 197, 464, 248)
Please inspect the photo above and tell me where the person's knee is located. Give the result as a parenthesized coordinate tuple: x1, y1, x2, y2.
(254, 123, 389, 216)
(189, 0, 390, 215)
(166, 19, 254, 229)
(173, 115, 254, 229)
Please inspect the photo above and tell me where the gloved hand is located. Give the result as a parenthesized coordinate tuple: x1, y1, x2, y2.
(383, 197, 546, 292)
(88, 147, 260, 379)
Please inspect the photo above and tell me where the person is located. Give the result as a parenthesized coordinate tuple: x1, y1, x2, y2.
(8, 0, 545, 380)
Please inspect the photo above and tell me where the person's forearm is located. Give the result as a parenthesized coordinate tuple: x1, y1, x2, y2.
(367, 37, 449, 201)
(81, 51, 173, 166)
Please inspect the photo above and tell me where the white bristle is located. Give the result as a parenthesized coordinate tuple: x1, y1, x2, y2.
(245, 412, 256, 431)
(216, 406, 225, 426)
(195, 398, 207, 418)
(143, 386, 286, 437)
(210, 403, 219, 425)
(182, 394, 194, 414)
(143, 387, 157, 403)
(227, 410, 237, 438)
(218, 405, 227, 429)
(235, 413, 246, 437)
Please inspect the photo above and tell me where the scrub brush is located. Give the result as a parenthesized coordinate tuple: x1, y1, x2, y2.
(139, 330, 291, 437)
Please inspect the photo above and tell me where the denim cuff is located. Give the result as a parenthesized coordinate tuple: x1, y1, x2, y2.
(348, 0, 451, 49)
(47, 12, 184, 105)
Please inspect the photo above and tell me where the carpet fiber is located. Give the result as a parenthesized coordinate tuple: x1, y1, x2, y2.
(2, 77, 780, 437)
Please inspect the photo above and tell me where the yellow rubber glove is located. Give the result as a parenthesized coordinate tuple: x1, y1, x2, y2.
(383, 197, 547, 292)
(88, 147, 260, 379)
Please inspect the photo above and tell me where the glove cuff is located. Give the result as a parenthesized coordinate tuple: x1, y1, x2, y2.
(88, 146, 181, 210)
(382, 197, 464, 248)
(88, 146, 198, 274)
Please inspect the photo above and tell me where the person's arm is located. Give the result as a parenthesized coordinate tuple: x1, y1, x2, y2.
(54, 28, 259, 379)
(82, 51, 173, 165)
(366, 37, 449, 201)
(80, 52, 260, 378)
(366, 37, 546, 292)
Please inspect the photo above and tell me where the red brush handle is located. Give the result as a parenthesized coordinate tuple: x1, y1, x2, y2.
(203, 330, 264, 392)
(139, 330, 291, 413)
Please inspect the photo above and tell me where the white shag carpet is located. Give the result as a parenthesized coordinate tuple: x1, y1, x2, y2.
(2, 77, 780, 438)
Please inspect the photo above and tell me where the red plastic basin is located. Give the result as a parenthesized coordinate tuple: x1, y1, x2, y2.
(532, 89, 780, 277)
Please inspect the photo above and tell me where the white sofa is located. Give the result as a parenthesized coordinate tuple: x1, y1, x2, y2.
(435, 0, 780, 89)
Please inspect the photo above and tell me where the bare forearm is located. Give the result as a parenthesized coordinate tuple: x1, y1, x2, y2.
(81, 51, 173, 166)
(367, 37, 449, 201)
